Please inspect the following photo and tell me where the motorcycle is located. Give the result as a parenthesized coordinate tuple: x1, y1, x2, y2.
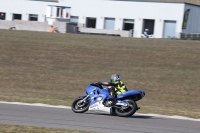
(71, 82, 145, 117)
(141, 34, 154, 38)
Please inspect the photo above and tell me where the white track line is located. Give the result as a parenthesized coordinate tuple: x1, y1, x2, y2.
(0, 101, 70, 109)
(0, 101, 199, 122)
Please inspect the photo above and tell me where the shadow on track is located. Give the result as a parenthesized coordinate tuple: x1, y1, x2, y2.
(84, 112, 157, 119)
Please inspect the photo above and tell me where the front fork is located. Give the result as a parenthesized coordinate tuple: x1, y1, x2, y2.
(77, 95, 89, 107)
(79, 95, 89, 103)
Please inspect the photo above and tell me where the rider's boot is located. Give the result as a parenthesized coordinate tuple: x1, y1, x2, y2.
(103, 98, 116, 107)
(107, 97, 116, 106)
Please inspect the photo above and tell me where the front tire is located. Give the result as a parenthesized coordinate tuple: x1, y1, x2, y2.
(71, 98, 90, 113)
(115, 99, 137, 117)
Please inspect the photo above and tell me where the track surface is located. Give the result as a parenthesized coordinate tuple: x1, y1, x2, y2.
(0, 103, 199, 133)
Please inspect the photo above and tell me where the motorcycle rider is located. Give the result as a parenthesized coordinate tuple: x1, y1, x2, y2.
(144, 29, 149, 38)
(106, 74, 128, 105)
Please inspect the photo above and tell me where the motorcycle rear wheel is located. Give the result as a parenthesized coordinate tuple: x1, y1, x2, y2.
(71, 98, 90, 113)
(115, 99, 137, 117)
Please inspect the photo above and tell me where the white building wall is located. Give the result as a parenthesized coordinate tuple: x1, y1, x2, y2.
(96, 17, 104, 29)
(134, 18, 143, 37)
(60, 0, 185, 38)
(0, 0, 53, 22)
(0, 0, 186, 38)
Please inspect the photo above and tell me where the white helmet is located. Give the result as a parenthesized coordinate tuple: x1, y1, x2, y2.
(110, 74, 121, 82)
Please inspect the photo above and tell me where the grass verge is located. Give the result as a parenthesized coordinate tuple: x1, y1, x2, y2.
(0, 124, 98, 133)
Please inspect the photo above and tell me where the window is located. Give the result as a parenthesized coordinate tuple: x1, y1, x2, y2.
(57, 8, 60, 17)
(70, 16, 79, 23)
(0, 12, 6, 20)
(29, 14, 38, 21)
(123, 19, 134, 31)
(56, 7, 66, 18)
(182, 9, 190, 29)
(13, 14, 22, 20)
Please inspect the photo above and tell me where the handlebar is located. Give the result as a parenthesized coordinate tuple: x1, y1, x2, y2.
(90, 82, 112, 89)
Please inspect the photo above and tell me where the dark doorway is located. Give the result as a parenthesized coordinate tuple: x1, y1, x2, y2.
(13, 14, 22, 20)
(123, 19, 134, 31)
(0, 12, 6, 20)
(124, 23, 134, 31)
(143, 19, 155, 35)
(29, 14, 38, 21)
(86, 17, 96, 28)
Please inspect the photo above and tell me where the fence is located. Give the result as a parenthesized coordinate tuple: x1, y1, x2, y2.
(0, 20, 78, 33)
(180, 33, 200, 40)
(78, 27, 129, 37)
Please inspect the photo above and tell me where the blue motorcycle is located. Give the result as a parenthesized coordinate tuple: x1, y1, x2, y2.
(71, 82, 145, 117)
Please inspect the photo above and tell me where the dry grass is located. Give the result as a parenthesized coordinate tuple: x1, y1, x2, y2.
(0, 29, 199, 118)
(0, 124, 98, 133)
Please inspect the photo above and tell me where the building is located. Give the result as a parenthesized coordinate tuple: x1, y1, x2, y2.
(0, 0, 200, 38)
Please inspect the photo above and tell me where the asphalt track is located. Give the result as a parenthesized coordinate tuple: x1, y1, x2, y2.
(0, 102, 199, 133)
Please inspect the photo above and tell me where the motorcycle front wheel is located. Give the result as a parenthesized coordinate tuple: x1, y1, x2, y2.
(71, 98, 90, 113)
(115, 99, 137, 117)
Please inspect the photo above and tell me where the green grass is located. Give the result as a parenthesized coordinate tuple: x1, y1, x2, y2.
(0, 29, 199, 118)
(0, 124, 98, 133)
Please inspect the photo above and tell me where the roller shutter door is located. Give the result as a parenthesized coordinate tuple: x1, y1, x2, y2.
(104, 18, 115, 30)
(163, 20, 176, 38)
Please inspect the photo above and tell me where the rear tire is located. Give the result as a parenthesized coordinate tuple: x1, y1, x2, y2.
(115, 99, 137, 117)
(71, 98, 90, 113)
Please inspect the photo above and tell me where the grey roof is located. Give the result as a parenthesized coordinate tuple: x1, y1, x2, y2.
(29, 0, 58, 2)
(111, 0, 200, 6)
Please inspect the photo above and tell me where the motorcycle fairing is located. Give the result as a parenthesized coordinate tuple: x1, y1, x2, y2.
(88, 101, 105, 110)
(117, 90, 145, 100)
(86, 85, 111, 107)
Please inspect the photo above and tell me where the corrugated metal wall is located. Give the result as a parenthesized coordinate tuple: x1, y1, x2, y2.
(182, 4, 200, 33)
